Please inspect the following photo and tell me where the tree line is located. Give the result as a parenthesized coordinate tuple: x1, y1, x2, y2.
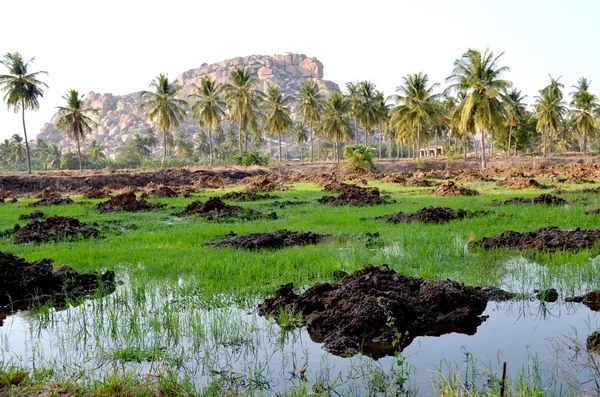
(1, 48, 599, 171)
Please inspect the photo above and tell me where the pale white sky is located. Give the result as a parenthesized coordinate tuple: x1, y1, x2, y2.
(1, 0, 598, 142)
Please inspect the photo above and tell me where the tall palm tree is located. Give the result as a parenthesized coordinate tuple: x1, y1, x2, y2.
(390, 73, 441, 159)
(263, 86, 292, 163)
(0, 52, 48, 173)
(375, 91, 390, 158)
(140, 74, 188, 167)
(345, 81, 361, 144)
(322, 92, 353, 162)
(500, 88, 527, 156)
(188, 76, 225, 165)
(357, 81, 380, 147)
(535, 76, 566, 157)
(87, 139, 106, 164)
(570, 77, 598, 153)
(55, 90, 98, 171)
(293, 121, 308, 161)
(297, 80, 323, 162)
(10, 134, 26, 166)
(446, 48, 512, 168)
(223, 68, 262, 153)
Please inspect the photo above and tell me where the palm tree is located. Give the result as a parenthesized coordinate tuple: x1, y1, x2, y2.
(357, 81, 380, 147)
(535, 76, 566, 157)
(263, 86, 292, 162)
(87, 139, 106, 164)
(375, 91, 390, 158)
(345, 81, 361, 144)
(390, 73, 441, 159)
(297, 80, 323, 162)
(174, 130, 193, 158)
(223, 68, 262, 153)
(322, 92, 353, 162)
(140, 74, 188, 167)
(446, 48, 512, 168)
(55, 90, 98, 171)
(47, 144, 62, 169)
(500, 88, 527, 156)
(570, 77, 598, 153)
(189, 76, 225, 165)
(10, 134, 25, 166)
(0, 52, 48, 173)
(293, 121, 308, 161)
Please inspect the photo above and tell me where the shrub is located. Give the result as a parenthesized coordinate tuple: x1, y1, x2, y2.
(343, 145, 375, 173)
(233, 151, 270, 166)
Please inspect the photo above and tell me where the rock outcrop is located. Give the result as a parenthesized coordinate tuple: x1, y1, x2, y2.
(37, 54, 339, 156)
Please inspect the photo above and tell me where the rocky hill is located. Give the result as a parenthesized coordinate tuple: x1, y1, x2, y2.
(37, 54, 340, 156)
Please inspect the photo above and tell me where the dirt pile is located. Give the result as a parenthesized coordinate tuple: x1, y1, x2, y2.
(319, 183, 388, 205)
(454, 170, 495, 182)
(552, 175, 595, 184)
(375, 206, 486, 224)
(96, 192, 165, 213)
(28, 196, 74, 207)
(0, 251, 115, 309)
(33, 187, 61, 199)
(495, 194, 566, 206)
(565, 290, 600, 311)
(404, 178, 437, 187)
(12, 216, 99, 244)
(142, 182, 193, 198)
(0, 189, 12, 199)
(244, 174, 289, 192)
(207, 229, 328, 250)
(220, 191, 281, 201)
(497, 178, 548, 189)
(78, 186, 110, 199)
(181, 197, 277, 221)
(433, 181, 479, 196)
(474, 226, 600, 251)
(19, 210, 45, 220)
(258, 264, 489, 358)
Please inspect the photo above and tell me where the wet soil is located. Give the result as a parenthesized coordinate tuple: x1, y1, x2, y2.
(243, 174, 289, 192)
(206, 229, 328, 250)
(181, 197, 277, 221)
(27, 196, 74, 207)
(493, 194, 566, 206)
(474, 226, 600, 251)
(220, 191, 281, 201)
(12, 216, 100, 244)
(319, 183, 388, 206)
(77, 187, 110, 199)
(258, 264, 492, 358)
(19, 210, 45, 220)
(96, 192, 165, 213)
(404, 178, 437, 187)
(375, 206, 487, 224)
(432, 181, 479, 196)
(497, 178, 549, 189)
(0, 251, 115, 310)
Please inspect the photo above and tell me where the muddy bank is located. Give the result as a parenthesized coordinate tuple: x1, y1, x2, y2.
(493, 194, 566, 206)
(181, 197, 277, 221)
(474, 226, 600, 251)
(432, 181, 478, 196)
(96, 192, 165, 213)
(11, 216, 99, 244)
(207, 229, 328, 250)
(319, 183, 388, 205)
(28, 196, 74, 207)
(0, 252, 115, 311)
(375, 206, 487, 224)
(258, 264, 492, 358)
(220, 191, 281, 201)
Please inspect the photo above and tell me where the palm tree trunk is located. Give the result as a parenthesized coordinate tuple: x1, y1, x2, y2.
(543, 129, 548, 157)
(364, 127, 369, 146)
(480, 130, 486, 169)
(463, 137, 467, 159)
(76, 135, 83, 172)
(309, 122, 314, 162)
(278, 134, 282, 163)
(238, 116, 243, 154)
(162, 128, 168, 167)
(208, 126, 213, 165)
(354, 116, 359, 145)
(378, 125, 382, 159)
(507, 124, 513, 157)
(21, 104, 31, 174)
(416, 127, 421, 159)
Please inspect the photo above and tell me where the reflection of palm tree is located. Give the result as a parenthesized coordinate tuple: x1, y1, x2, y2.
(297, 81, 323, 162)
(0, 52, 48, 173)
(570, 77, 598, 153)
(264, 86, 292, 163)
(189, 76, 224, 165)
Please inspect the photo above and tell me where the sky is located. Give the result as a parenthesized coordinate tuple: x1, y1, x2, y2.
(0, 0, 599, 142)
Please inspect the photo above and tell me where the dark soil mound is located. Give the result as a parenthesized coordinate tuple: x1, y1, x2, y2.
(454, 170, 495, 182)
(404, 178, 437, 187)
(33, 186, 61, 199)
(96, 192, 165, 213)
(207, 229, 327, 250)
(27, 196, 74, 207)
(19, 210, 45, 220)
(496, 194, 566, 206)
(182, 197, 277, 221)
(13, 216, 99, 244)
(221, 191, 281, 201)
(244, 175, 289, 192)
(433, 181, 479, 196)
(376, 206, 485, 224)
(78, 187, 110, 199)
(565, 290, 600, 311)
(319, 183, 387, 206)
(0, 251, 115, 309)
(474, 226, 600, 251)
(497, 178, 548, 189)
(258, 264, 490, 358)
(143, 182, 183, 198)
(0, 189, 12, 199)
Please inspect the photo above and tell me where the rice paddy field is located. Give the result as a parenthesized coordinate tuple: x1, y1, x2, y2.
(1, 174, 600, 396)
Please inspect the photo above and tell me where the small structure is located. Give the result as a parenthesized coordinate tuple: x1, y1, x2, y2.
(419, 146, 444, 158)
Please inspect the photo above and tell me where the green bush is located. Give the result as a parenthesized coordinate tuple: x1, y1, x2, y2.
(343, 145, 375, 173)
(233, 151, 270, 166)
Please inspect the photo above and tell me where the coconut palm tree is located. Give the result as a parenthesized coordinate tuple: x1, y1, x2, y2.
(293, 121, 308, 161)
(140, 74, 188, 167)
(535, 76, 566, 157)
(322, 92, 353, 162)
(297, 80, 323, 162)
(570, 77, 598, 153)
(263, 86, 292, 162)
(357, 81, 380, 147)
(389, 73, 441, 158)
(500, 88, 527, 156)
(0, 52, 48, 173)
(55, 90, 98, 171)
(87, 139, 106, 164)
(375, 91, 390, 158)
(223, 68, 262, 153)
(446, 48, 512, 168)
(345, 81, 362, 144)
(188, 76, 225, 165)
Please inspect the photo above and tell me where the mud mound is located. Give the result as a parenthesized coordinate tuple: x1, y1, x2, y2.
(144, 183, 178, 198)
(454, 170, 495, 182)
(19, 210, 45, 220)
(0, 251, 115, 309)
(0, 189, 12, 199)
(207, 229, 327, 250)
(495, 194, 566, 206)
(474, 226, 600, 251)
(319, 183, 387, 206)
(258, 264, 489, 358)
(585, 209, 600, 215)
(220, 191, 281, 201)
(497, 178, 548, 189)
(433, 181, 478, 196)
(78, 186, 110, 199)
(552, 175, 595, 184)
(404, 177, 437, 187)
(379, 172, 409, 183)
(376, 206, 486, 224)
(33, 186, 61, 199)
(181, 197, 277, 221)
(27, 196, 74, 207)
(13, 216, 99, 244)
(244, 174, 289, 192)
(96, 192, 165, 213)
